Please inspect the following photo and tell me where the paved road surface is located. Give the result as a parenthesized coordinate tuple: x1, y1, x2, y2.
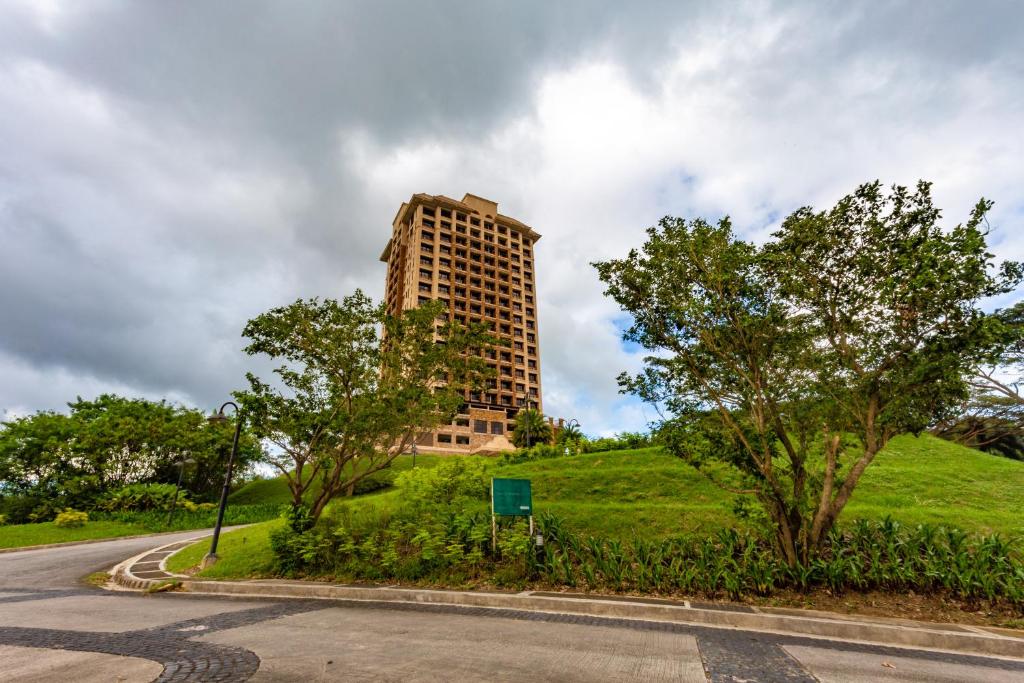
(1, 532, 1022, 681)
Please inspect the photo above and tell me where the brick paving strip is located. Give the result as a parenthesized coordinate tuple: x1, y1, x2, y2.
(0, 591, 326, 682)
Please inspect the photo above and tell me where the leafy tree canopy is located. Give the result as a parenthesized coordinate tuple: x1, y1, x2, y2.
(594, 181, 1022, 565)
(0, 394, 260, 518)
(235, 291, 493, 525)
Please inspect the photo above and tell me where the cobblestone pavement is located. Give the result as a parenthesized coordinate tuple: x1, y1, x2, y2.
(3, 535, 1024, 681)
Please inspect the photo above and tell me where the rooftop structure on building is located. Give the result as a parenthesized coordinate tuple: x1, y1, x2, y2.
(380, 193, 543, 454)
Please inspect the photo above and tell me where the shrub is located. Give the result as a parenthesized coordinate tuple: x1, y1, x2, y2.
(95, 483, 189, 512)
(269, 458, 517, 580)
(0, 513, 6, 525)
(533, 514, 1024, 607)
(579, 432, 658, 453)
(500, 443, 567, 465)
(90, 502, 283, 532)
(54, 509, 89, 528)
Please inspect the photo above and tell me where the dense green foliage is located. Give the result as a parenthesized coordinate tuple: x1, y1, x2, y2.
(579, 431, 658, 453)
(535, 515, 1023, 604)
(268, 458, 498, 578)
(595, 180, 1023, 565)
(95, 483, 210, 512)
(0, 394, 261, 522)
(90, 502, 283, 531)
(236, 292, 493, 524)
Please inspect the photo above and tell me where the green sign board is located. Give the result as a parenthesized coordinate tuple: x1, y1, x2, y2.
(491, 478, 532, 516)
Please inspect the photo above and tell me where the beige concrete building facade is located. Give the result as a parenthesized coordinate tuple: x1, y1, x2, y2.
(380, 193, 542, 454)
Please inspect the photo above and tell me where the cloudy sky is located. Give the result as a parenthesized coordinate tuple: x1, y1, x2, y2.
(2, 1, 1022, 435)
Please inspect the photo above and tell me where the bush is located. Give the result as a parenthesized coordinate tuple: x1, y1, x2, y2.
(95, 483, 190, 512)
(579, 432, 658, 453)
(500, 443, 569, 465)
(54, 509, 89, 528)
(0, 495, 52, 524)
(269, 458, 521, 581)
(535, 515, 1024, 606)
(90, 503, 283, 532)
(0, 513, 6, 525)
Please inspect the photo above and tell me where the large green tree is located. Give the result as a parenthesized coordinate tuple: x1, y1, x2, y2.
(235, 291, 492, 525)
(934, 301, 1024, 459)
(0, 395, 259, 519)
(595, 181, 1022, 565)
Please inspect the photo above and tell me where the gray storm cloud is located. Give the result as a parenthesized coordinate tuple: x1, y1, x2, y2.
(2, 1, 1022, 434)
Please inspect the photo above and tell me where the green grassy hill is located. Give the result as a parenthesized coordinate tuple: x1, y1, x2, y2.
(227, 433, 1024, 539)
(168, 432, 1024, 579)
(501, 434, 1024, 539)
(229, 453, 444, 505)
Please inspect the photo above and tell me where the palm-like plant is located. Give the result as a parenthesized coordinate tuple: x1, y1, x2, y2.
(558, 421, 583, 452)
(512, 408, 552, 447)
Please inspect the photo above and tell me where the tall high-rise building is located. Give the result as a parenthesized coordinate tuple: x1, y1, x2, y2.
(380, 193, 543, 454)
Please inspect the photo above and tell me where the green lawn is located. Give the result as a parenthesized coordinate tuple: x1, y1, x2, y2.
(165, 518, 284, 578)
(0, 520, 149, 549)
(169, 433, 1024, 579)
(229, 453, 444, 505)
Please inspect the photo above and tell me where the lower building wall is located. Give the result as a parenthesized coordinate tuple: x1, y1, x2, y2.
(415, 406, 516, 455)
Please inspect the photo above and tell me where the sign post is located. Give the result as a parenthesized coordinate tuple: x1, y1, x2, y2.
(490, 478, 533, 552)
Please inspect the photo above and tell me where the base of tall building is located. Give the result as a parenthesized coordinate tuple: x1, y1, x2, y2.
(414, 406, 516, 455)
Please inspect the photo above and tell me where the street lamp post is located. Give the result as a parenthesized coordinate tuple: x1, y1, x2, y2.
(412, 441, 417, 468)
(166, 457, 196, 527)
(202, 401, 242, 568)
(520, 392, 533, 448)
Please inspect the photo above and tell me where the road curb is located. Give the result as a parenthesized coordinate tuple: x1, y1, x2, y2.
(112, 539, 1024, 660)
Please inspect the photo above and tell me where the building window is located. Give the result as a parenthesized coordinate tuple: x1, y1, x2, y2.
(438, 433, 452, 444)
(474, 420, 488, 434)
(456, 435, 470, 445)
(490, 421, 504, 435)
(454, 416, 469, 427)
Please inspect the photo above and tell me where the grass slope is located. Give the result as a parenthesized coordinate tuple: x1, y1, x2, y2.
(0, 520, 148, 549)
(169, 433, 1024, 577)
(229, 454, 443, 505)
(503, 434, 1024, 539)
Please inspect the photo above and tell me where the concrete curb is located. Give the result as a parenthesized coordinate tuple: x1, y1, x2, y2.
(112, 539, 1024, 660)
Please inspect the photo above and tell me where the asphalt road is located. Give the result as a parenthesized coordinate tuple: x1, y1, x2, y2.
(1, 533, 1023, 682)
